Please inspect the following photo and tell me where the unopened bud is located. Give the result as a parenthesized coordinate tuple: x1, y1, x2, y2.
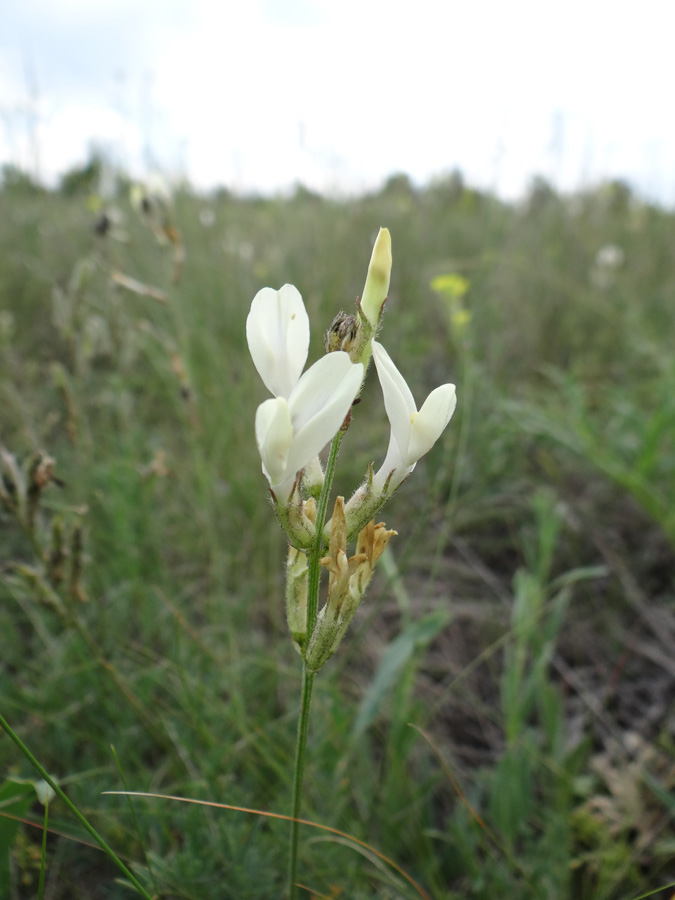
(324, 311, 358, 354)
(359, 228, 392, 330)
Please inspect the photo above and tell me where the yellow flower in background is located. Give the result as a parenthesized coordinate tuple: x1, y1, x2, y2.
(430, 272, 471, 339)
(430, 272, 469, 299)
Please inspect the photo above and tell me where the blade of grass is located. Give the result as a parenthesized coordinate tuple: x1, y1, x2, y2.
(0, 712, 154, 900)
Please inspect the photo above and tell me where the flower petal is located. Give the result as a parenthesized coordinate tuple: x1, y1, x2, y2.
(255, 397, 293, 487)
(372, 341, 416, 456)
(372, 342, 457, 495)
(284, 352, 363, 477)
(407, 384, 457, 464)
(246, 284, 309, 398)
(373, 432, 412, 494)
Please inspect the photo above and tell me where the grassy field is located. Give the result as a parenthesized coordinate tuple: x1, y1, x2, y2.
(1, 168, 674, 899)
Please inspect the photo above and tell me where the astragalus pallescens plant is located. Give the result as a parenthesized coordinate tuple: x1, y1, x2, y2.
(246, 228, 457, 899)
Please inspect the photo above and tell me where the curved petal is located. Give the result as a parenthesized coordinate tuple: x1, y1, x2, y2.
(255, 397, 293, 487)
(372, 343, 457, 495)
(372, 432, 412, 494)
(407, 384, 457, 464)
(284, 353, 363, 477)
(372, 341, 416, 451)
(246, 284, 309, 398)
(289, 352, 360, 427)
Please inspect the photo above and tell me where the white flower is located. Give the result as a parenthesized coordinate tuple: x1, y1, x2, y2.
(371, 340, 456, 493)
(247, 285, 363, 498)
(246, 285, 310, 399)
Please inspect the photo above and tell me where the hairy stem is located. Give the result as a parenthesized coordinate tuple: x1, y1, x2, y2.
(287, 430, 342, 899)
(287, 664, 315, 899)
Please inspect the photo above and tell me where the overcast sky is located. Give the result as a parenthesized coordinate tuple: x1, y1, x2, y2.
(1, 0, 673, 201)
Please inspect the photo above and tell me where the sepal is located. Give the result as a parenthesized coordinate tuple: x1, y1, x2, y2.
(285, 545, 308, 652)
(305, 497, 396, 671)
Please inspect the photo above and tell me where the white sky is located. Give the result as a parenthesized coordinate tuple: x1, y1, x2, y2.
(1, 0, 673, 201)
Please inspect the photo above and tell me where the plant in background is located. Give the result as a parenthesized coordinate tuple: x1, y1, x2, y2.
(130, 176, 184, 281)
(246, 228, 457, 898)
(430, 272, 471, 341)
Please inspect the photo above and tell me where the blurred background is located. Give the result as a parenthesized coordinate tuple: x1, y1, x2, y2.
(1, 2, 674, 899)
(2, 0, 675, 202)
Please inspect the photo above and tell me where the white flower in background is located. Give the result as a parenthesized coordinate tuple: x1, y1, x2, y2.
(595, 244, 624, 269)
(247, 285, 364, 498)
(591, 243, 625, 289)
(372, 340, 456, 494)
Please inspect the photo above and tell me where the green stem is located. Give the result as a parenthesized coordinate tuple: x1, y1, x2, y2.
(287, 430, 342, 900)
(37, 798, 48, 900)
(287, 664, 315, 899)
(306, 432, 343, 632)
(0, 711, 154, 900)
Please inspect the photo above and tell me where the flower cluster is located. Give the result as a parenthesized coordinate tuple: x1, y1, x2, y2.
(246, 229, 457, 669)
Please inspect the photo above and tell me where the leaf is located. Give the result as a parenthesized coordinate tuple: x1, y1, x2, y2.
(351, 610, 450, 741)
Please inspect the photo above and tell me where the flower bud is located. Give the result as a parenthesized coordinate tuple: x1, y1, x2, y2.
(359, 228, 392, 330)
(324, 311, 358, 354)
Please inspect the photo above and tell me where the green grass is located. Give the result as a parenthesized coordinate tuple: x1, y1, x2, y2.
(1, 170, 674, 899)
